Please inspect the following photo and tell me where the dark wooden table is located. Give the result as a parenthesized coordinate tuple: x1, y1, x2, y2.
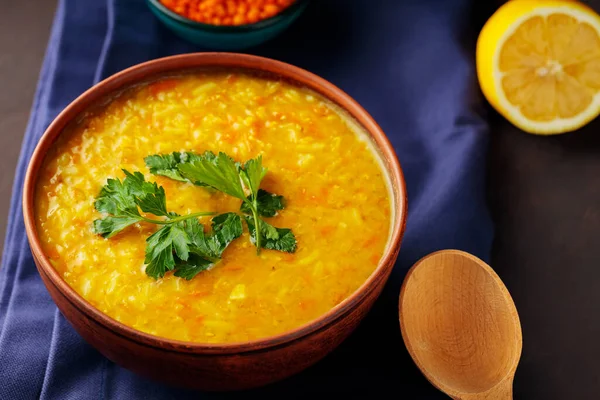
(489, 113, 600, 399)
(0, 1, 598, 399)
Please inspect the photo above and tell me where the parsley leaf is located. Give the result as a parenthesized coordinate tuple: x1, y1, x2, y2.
(94, 176, 140, 219)
(144, 225, 177, 278)
(181, 216, 205, 251)
(182, 218, 220, 261)
(173, 213, 242, 280)
(184, 212, 242, 261)
(244, 216, 297, 253)
(144, 221, 192, 279)
(92, 216, 142, 239)
(144, 152, 187, 182)
(211, 212, 244, 255)
(123, 170, 168, 216)
(173, 254, 213, 280)
(240, 189, 285, 217)
(178, 152, 246, 199)
(240, 156, 266, 200)
(170, 222, 191, 261)
(144, 151, 213, 184)
(93, 172, 150, 238)
(144, 214, 241, 280)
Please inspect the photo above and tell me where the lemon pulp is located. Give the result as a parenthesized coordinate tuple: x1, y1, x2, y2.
(500, 13, 600, 122)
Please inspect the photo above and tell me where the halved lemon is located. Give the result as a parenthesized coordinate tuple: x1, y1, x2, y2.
(477, 0, 600, 134)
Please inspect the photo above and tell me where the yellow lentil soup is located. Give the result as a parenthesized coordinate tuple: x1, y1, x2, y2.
(35, 72, 392, 343)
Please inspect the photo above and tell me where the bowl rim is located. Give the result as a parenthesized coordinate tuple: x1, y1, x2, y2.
(146, 0, 309, 32)
(23, 52, 408, 355)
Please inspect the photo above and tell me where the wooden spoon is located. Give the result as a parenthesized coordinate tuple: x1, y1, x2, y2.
(399, 250, 522, 400)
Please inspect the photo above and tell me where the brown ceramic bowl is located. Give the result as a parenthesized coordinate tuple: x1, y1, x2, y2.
(23, 53, 407, 391)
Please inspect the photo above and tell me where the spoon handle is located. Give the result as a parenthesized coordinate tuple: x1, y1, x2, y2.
(458, 377, 513, 400)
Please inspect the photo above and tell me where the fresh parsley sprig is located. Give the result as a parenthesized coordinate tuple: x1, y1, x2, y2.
(92, 169, 215, 238)
(240, 189, 285, 217)
(141, 212, 243, 279)
(145, 151, 296, 254)
(172, 212, 243, 279)
(92, 169, 242, 279)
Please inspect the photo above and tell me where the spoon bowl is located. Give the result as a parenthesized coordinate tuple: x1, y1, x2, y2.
(399, 250, 522, 399)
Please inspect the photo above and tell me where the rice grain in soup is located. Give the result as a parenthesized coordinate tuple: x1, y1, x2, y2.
(35, 72, 392, 343)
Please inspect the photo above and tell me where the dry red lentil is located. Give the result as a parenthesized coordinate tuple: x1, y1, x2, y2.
(160, 0, 296, 26)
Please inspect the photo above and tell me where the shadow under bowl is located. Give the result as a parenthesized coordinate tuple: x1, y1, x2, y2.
(23, 52, 407, 391)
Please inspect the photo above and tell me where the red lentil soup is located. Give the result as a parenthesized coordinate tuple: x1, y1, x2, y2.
(35, 72, 392, 343)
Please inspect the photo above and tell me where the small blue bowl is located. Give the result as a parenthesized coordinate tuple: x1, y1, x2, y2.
(146, 0, 309, 50)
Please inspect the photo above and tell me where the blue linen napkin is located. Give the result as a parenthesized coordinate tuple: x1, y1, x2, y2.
(0, 0, 493, 398)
